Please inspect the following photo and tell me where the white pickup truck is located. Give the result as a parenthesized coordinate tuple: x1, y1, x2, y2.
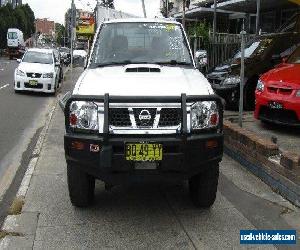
(61, 18, 223, 208)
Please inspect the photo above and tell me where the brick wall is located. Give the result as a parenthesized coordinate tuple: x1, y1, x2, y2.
(35, 19, 55, 36)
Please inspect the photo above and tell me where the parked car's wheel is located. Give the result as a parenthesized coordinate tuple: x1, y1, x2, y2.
(67, 164, 95, 207)
(189, 164, 219, 208)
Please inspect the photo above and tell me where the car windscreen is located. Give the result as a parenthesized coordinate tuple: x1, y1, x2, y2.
(234, 38, 273, 59)
(22, 51, 53, 64)
(8, 32, 18, 39)
(287, 47, 300, 64)
(90, 22, 193, 67)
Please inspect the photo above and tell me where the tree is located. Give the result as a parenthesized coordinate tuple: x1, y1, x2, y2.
(0, 3, 35, 48)
(55, 23, 65, 46)
(100, 0, 114, 9)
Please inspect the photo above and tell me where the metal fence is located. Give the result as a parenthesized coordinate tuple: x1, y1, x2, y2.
(189, 32, 255, 72)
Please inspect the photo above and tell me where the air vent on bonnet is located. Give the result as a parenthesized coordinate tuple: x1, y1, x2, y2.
(125, 67, 161, 73)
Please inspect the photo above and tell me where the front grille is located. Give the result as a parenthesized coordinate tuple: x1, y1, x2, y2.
(26, 73, 42, 78)
(109, 108, 131, 127)
(24, 83, 43, 89)
(108, 107, 182, 129)
(133, 108, 157, 127)
(259, 106, 300, 124)
(267, 87, 293, 96)
(159, 108, 181, 127)
(208, 78, 222, 85)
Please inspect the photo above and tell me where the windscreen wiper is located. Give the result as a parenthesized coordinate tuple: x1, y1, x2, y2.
(93, 60, 133, 68)
(154, 60, 192, 66)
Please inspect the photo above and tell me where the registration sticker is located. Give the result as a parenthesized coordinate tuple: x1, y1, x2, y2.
(166, 24, 175, 32)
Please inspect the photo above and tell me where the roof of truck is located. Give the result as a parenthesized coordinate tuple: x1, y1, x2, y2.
(104, 18, 180, 25)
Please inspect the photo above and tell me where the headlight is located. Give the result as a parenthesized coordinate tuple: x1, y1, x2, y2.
(16, 69, 26, 77)
(223, 76, 240, 86)
(43, 73, 54, 78)
(256, 79, 264, 92)
(191, 101, 219, 130)
(69, 101, 98, 131)
(296, 90, 300, 97)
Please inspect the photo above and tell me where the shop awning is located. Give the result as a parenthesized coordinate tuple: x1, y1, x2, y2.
(214, 0, 297, 13)
(173, 6, 245, 19)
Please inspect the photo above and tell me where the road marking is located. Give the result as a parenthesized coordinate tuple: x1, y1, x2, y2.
(0, 84, 9, 90)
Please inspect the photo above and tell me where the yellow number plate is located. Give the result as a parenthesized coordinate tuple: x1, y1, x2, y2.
(125, 143, 163, 161)
(29, 80, 38, 86)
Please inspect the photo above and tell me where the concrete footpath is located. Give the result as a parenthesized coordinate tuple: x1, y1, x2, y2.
(0, 68, 300, 249)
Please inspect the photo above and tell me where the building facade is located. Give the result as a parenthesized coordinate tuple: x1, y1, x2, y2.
(35, 18, 55, 36)
(161, 0, 300, 34)
(0, 0, 22, 8)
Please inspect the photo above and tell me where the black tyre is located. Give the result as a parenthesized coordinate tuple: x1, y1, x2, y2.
(189, 164, 219, 208)
(67, 164, 95, 207)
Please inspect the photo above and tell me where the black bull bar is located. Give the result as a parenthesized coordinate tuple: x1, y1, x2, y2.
(63, 93, 224, 139)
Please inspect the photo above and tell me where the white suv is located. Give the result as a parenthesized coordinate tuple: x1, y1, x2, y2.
(14, 48, 62, 94)
(62, 19, 224, 208)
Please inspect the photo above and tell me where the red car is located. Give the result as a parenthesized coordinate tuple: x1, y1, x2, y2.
(255, 46, 300, 126)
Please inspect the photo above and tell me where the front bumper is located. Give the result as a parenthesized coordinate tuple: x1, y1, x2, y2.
(63, 94, 224, 184)
(65, 133, 223, 184)
(14, 75, 56, 93)
(212, 85, 240, 106)
(255, 92, 300, 126)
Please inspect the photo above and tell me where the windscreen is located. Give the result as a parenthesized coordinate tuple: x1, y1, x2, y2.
(22, 51, 53, 64)
(8, 32, 18, 39)
(90, 22, 193, 67)
(234, 38, 273, 59)
(287, 47, 300, 64)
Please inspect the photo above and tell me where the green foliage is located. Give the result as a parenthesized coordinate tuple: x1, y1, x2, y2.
(187, 22, 210, 45)
(55, 23, 65, 46)
(0, 3, 35, 49)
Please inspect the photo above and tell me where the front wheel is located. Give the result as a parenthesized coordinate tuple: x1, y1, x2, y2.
(189, 164, 219, 208)
(67, 164, 95, 207)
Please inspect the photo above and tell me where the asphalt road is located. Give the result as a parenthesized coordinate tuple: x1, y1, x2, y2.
(0, 58, 55, 198)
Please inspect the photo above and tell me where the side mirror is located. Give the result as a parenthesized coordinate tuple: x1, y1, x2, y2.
(59, 91, 72, 111)
(16, 58, 21, 63)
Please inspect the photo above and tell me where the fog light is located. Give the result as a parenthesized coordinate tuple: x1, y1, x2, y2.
(206, 140, 218, 149)
(71, 141, 85, 150)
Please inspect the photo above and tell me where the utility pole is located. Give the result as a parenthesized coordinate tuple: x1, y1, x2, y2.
(182, 0, 186, 30)
(141, 0, 147, 18)
(239, 23, 246, 127)
(166, 0, 169, 18)
(255, 0, 261, 36)
(70, 0, 76, 70)
(213, 0, 217, 42)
